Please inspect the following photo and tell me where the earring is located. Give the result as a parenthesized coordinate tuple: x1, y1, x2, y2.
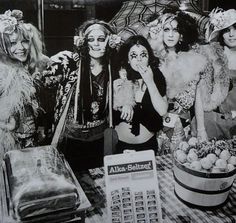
(179, 36, 183, 44)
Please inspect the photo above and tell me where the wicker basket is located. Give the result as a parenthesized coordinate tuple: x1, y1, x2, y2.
(173, 157, 236, 208)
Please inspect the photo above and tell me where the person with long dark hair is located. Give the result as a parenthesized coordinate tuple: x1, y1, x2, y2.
(157, 10, 209, 143)
(201, 8, 236, 139)
(113, 35, 168, 154)
(42, 19, 120, 170)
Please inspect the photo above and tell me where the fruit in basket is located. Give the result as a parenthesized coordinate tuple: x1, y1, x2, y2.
(174, 138, 236, 173)
(219, 150, 231, 161)
(206, 153, 217, 164)
(228, 156, 236, 165)
(188, 148, 197, 154)
(178, 141, 189, 152)
(188, 137, 198, 146)
(187, 152, 198, 163)
(215, 148, 221, 156)
(176, 150, 187, 163)
(211, 166, 222, 173)
(227, 164, 235, 172)
(200, 157, 213, 170)
(190, 160, 202, 171)
(215, 159, 227, 171)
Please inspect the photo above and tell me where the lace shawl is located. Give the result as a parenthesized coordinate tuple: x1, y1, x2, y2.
(193, 42, 230, 111)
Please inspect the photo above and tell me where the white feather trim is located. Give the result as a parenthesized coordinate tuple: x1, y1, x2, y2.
(160, 50, 207, 99)
(0, 62, 39, 121)
(0, 61, 39, 156)
(194, 43, 230, 111)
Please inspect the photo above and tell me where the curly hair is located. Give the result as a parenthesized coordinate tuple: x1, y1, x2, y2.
(0, 22, 46, 74)
(160, 8, 199, 52)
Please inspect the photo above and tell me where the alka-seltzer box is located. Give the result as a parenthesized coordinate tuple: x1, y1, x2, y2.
(104, 150, 163, 223)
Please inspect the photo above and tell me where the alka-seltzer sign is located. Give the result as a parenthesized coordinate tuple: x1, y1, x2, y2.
(104, 150, 163, 223)
(108, 161, 153, 175)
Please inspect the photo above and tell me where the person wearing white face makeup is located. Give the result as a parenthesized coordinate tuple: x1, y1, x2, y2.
(42, 19, 120, 170)
(113, 35, 168, 154)
(0, 10, 48, 159)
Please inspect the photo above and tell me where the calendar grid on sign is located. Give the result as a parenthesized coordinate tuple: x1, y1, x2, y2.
(104, 150, 163, 223)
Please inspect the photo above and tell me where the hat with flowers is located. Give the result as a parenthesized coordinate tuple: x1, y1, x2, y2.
(0, 10, 23, 34)
(205, 8, 236, 42)
(73, 20, 122, 49)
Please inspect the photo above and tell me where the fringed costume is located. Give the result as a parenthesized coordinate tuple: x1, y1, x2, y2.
(0, 59, 39, 160)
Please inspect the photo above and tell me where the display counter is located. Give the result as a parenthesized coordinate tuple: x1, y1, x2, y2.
(1, 154, 236, 223)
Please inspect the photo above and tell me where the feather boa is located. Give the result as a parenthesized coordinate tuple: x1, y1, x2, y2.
(0, 60, 39, 157)
(160, 50, 207, 99)
(194, 43, 230, 111)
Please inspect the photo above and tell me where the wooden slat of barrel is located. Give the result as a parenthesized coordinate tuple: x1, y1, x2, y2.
(174, 182, 229, 207)
(173, 165, 236, 191)
(173, 160, 236, 207)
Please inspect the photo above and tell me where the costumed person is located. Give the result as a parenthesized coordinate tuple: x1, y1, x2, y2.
(157, 10, 209, 144)
(42, 19, 121, 170)
(113, 35, 168, 154)
(199, 8, 236, 139)
(0, 10, 48, 160)
(140, 13, 167, 59)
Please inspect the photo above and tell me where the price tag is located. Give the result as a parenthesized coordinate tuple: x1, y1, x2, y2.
(163, 113, 179, 128)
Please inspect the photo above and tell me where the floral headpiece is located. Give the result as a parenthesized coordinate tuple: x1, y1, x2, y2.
(205, 8, 236, 42)
(146, 18, 163, 40)
(73, 23, 122, 49)
(0, 10, 23, 34)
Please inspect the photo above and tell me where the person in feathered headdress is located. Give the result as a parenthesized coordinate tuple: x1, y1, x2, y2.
(0, 10, 48, 160)
(198, 8, 236, 139)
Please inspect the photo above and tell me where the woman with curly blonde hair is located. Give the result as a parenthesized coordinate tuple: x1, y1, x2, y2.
(0, 10, 48, 159)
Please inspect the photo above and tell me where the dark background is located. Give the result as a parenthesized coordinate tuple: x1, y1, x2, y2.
(0, 0, 126, 56)
(0, 0, 235, 56)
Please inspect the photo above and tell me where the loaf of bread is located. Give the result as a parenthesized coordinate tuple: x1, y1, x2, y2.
(3, 145, 80, 220)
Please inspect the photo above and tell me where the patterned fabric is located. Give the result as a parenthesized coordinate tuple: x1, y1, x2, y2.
(160, 50, 206, 113)
(0, 61, 39, 159)
(42, 52, 79, 126)
(174, 80, 198, 112)
(193, 42, 230, 112)
(42, 51, 109, 142)
(76, 154, 236, 223)
(110, 0, 209, 41)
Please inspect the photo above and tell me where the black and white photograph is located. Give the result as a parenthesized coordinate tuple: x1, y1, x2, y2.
(0, 0, 236, 222)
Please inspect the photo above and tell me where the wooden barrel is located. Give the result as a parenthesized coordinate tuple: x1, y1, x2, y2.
(173, 158, 236, 208)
